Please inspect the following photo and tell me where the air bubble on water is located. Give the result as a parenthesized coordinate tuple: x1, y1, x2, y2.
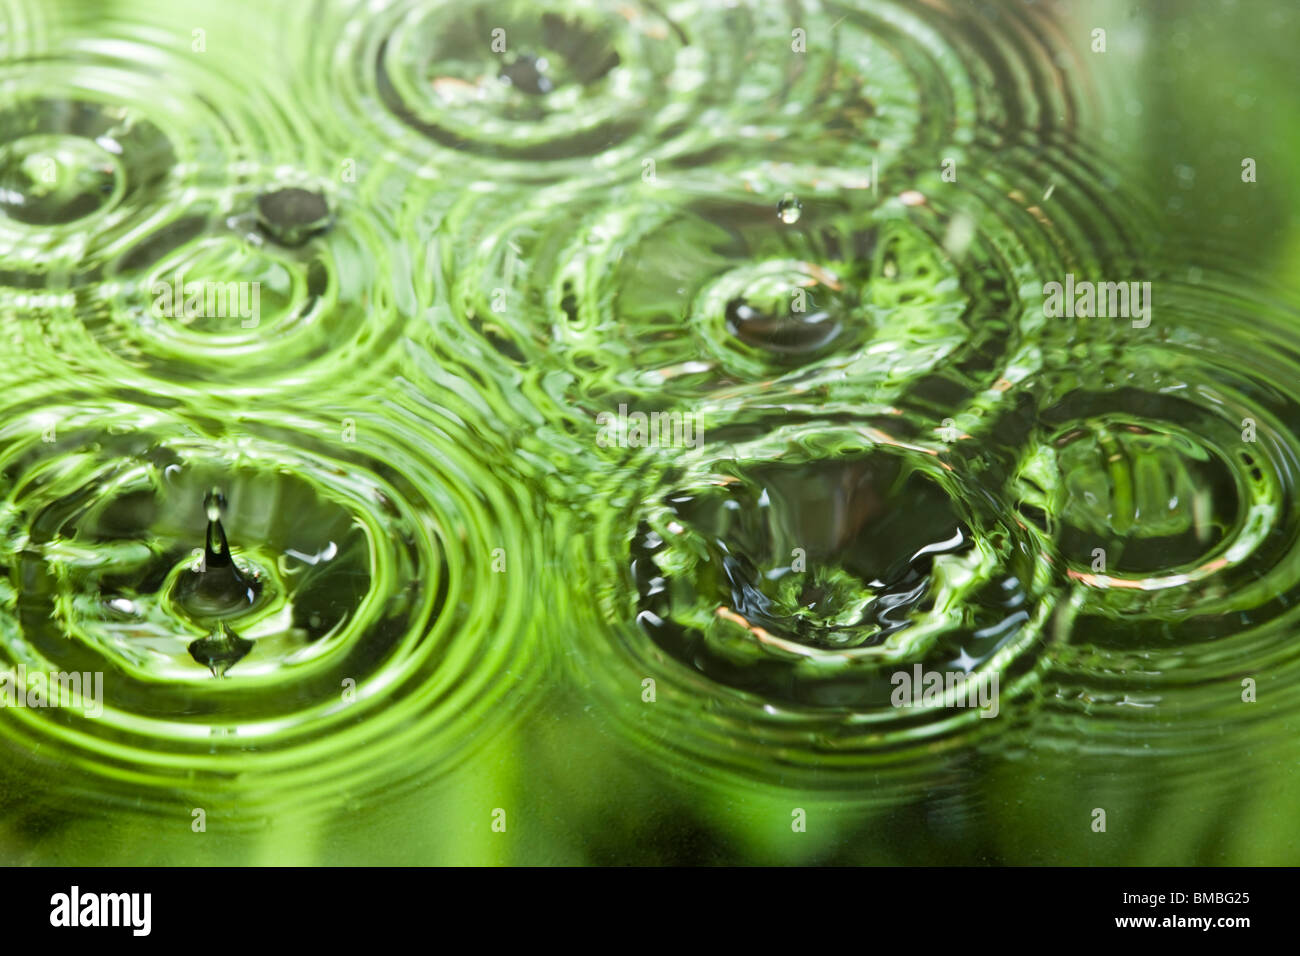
(255, 186, 333, 247)
(777, 193, 802, 224)
(188, 620, 254, 678)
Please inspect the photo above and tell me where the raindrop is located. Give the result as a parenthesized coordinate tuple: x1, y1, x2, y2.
(777, 193, 802, 224)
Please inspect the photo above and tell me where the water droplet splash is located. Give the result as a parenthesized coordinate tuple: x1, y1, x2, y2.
(724, 279, 844, 360)
(188, 620, 254, 678)
(630, 437, 1045, 708)
(170, 488, 263, 627)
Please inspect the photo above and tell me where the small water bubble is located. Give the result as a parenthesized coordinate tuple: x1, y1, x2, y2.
(256, 186, 333, 247)
(777, 193, 802, 224)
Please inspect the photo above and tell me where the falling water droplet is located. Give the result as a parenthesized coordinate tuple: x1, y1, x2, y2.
(777, 193, 802, 224)
(188, 620, 254, 678)
(256, 186, 333, 247)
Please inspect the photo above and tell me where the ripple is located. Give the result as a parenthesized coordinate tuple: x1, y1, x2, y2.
(568, 420, 1055, 788)
(61, 181, 411, 398)
(4, 0, 1300, 859)
(301, 0, 993, 185)
(0, 130, 127, 226)
(0, 25, 314, 270)
(0, 27, 391, 400)
(0, 389, 543, 818)
(303, 0, 719, 182)
(1000, 274, 1300, 749)
(442, 166, 1038, 421)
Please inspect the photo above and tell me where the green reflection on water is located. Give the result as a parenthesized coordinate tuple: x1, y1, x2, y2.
(0, 0, 1298, 865)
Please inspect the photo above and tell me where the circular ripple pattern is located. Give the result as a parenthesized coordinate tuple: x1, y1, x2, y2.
(0, 389, 543, 818)
(38, 181, 413, 399)
(566, 420, 1056, 789)
(2, 0, 1299, 837)
(441, 163, 1052, 427)
(1007, 274, 1300, 750)
(0, 26, 315, 276)
(0, 24, 385, 401)
(300, 0, 981, 184)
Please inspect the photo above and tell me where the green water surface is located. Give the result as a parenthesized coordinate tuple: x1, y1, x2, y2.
(0, 0, 1298, 865)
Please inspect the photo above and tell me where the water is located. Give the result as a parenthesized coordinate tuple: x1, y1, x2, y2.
(1, 0, 1298, 864)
